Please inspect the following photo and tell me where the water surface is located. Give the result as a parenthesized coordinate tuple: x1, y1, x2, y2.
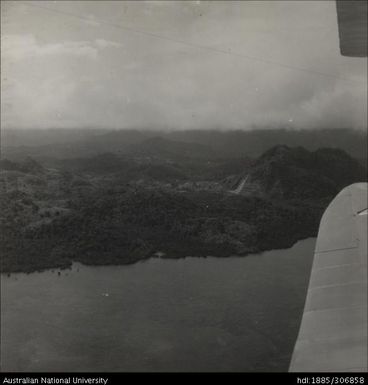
(1, 238, 315, 372)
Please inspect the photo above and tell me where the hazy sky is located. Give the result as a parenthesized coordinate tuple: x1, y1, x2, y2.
(1, 0, 367, 130)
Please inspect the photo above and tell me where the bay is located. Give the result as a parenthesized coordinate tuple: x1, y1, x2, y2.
(0, 238, 315, 372)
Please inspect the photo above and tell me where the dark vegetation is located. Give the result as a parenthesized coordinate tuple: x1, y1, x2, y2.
(0, 128, 367, 273)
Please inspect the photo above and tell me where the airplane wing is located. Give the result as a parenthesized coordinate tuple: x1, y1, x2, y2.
(336, 0, 367, 57)
(289, 183, 367, 372)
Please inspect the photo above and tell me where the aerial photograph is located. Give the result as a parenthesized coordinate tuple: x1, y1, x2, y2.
(0, 0, 367, 378)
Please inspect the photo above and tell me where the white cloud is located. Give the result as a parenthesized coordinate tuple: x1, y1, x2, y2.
(1, 1, 367, 131)
(1, 34, 123, 65)
(84, 15, 101, 27)
(2, 34, 98, 60)
(95, 39, 121, 49)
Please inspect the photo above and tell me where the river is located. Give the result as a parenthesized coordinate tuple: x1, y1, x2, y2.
(0, 238, 315, 372)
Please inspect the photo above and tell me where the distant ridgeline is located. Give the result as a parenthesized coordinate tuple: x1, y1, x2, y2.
(0, 143, 366, 273)
(2, 128, 367, 161)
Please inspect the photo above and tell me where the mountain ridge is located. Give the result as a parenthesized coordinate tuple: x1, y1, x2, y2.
(2, 128, 367, 161)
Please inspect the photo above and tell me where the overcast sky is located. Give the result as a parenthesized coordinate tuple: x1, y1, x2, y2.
(1, 0, 367, 131)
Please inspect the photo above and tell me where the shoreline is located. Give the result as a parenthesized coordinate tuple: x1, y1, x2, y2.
(1, 235, 315, 276)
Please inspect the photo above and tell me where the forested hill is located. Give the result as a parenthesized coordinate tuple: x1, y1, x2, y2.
(0, 144, 366, 273)
(237, 145, 367, 200)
